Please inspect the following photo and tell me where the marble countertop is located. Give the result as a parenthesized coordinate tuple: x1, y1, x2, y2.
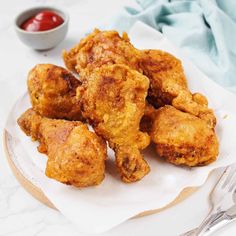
(0, 1, 235, 235)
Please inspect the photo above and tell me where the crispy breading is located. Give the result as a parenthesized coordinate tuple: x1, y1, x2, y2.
(141, 49, 188, 106)
(17, 29, 221, 186)
(141, 50, 216, 128)
(77, 64, 150, 182)
(172, 90, 216, 128)
(140, 103, 158, 135)
(28, 64, 83, 120)
(63, 30, 216, 128)
(63, 29, 142, 76)
(17, 108, 107, 187)
(150, 106, 219, 166)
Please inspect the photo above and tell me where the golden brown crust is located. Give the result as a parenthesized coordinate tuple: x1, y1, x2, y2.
(17, 109, 107, 187)
(63, 30, 216, 129)
(150, 106, 219, 166)
(17, 108, 42, 141)
(141, 49, 188, 107)
(78, 64, 150, 182)
(172, 90, 216, 128)
(28, 64, 83, 121)
(140, 50, 216, 128)
(140, 103, 157, 134)
(16, 29, 221, 187)
(63, 29, 142, 76)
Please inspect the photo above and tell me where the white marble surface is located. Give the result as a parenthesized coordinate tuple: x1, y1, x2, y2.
(0, 0, 236, 235)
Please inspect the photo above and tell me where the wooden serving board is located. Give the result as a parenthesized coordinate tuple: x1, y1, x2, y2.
(3, 129, 197, 217)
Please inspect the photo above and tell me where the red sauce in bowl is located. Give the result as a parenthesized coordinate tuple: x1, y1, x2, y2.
(21, 10, 64, 32)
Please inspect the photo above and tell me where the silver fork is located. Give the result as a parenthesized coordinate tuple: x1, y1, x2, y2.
(181, 164, 236, 236)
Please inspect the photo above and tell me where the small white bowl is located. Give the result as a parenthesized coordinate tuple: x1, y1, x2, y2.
(15, 6, 69, 50)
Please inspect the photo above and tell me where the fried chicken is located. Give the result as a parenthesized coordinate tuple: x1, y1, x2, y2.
(17, 108, 107, 187)
(140, 103, 157, 134)
(63, 29, 216, 128)
(28, 64, 83, 121)
(140, 50, 188, 107)
(77, 64, 150, 183)
(63, 29, 142, 78)
(172, 90, 216, 128)
(140, 50, 216, 128)
(149, 106, 219, 166)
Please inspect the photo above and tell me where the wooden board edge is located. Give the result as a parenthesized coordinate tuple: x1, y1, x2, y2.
(3, 129, 56, 210)
(3, 129, 197, 218)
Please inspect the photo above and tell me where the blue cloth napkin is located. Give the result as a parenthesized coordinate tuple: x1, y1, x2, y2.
(112, 0, 236, 93)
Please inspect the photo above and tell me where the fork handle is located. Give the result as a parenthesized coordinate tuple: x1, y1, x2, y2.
(180, 211, 228, 236)
(193, 211, 229, 236)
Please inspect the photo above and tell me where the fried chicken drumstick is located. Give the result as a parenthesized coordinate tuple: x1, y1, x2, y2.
(28, 64, 83, 121)
(18, 109, 107, 187)
(77, 64, 150, 183)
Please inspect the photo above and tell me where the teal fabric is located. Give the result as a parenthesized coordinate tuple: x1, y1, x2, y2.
(112, 0, 236, 93)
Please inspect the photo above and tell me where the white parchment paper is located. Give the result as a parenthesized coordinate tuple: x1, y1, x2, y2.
(5, 22, 236, 234)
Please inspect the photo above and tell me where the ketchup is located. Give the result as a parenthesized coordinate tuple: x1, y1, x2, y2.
(21, 10, 64, 32)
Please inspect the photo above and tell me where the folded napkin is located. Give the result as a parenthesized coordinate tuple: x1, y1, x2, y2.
(112, 0, 236, 93)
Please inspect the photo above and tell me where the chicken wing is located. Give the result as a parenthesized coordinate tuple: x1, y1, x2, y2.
(149, 106, 219, 166)
(28, 64, 83, 120)
(63, 29, 142, 77)
(140, 50, 216, 128)
(17, 108, 107, 187)
(77, 64, 150, 183)
(140, 50, 188, 106)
